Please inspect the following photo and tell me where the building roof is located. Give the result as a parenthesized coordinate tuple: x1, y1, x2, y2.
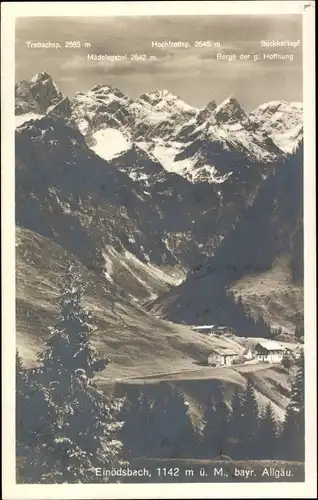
(192, 325, 215, 330)
(210, 348, 238, 356)
(255, 340, 285, 351)
(213, 326, 234, 331)
(192, 325, 233, 331)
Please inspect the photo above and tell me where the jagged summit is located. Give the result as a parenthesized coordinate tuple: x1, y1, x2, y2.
(88, 84, 128, 99)
(139, 89, 177, 101)
(220, 96, 242, 107)
(31, 71, 53, 83)
(138, 89, 197, 115)
(15, 72, 63, 115)
(15, 72, 303, 166)
(90, 84, 113, 92)
(214, 97, 248, 124)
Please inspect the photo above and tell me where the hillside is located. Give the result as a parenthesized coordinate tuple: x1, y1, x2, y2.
(115, 362, 293, 426)
(15, 73, 304, 433)
(16, 227, 237, 377)
(150, 143, 303, 336)
(17, 224, 298, 429)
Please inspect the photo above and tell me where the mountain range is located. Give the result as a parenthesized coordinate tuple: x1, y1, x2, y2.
(15, 72, 303, 419)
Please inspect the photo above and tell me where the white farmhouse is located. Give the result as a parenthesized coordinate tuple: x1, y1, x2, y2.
(242, 347, 253, 360)
(254, 340, 286, 363)
(208, 348, 239, 367)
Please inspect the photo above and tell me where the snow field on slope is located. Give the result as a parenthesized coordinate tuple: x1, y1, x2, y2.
(136, 141, 195, 176)
(271, 123, 303, 154)
(91, 128, 131, 160)
(15, 113, 45, 127)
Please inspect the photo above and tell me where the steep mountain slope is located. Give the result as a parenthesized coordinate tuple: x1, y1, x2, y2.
(118, 362, 292, 428)
(15, 75, 304, 327)
(132, 89, 198, 141)
(17, 112, 280, 293)
(150, 143, 303, 336)
(110, 140, 285, 270)
(70, 84, 135, 138)
(110, 144, 223, 265)
(16, 113, 251, 303)
(15, 116, 184, 302)
(16, 226, 242, 378)
(175, 97, 283, 155)
(17, 224, 295, 435)
(69, 84, 198, 144)
(15, 71, 64, 115)
(214, 97, 250, 125)
(15, 73, 304, 432)
(16, 73, 291, 186)
(249, 101, 303, 154)
(154, 97, 284, 186)
(15, 115, 220, 279)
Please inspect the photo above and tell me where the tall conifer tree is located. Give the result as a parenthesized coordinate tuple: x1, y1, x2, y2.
(21, 265, 125, 483)
(280, 351, 305, 460)
(240, 381, 260, 458)
(256, 403, 278, 459)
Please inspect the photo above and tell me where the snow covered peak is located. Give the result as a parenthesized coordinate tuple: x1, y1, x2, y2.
(138, 90, 197, 115)
(15, 72, 303, 166)
(90, 84, 113, 92)
(251, 100, 303, 116)
(214, 97, 248, 124)
(249, 100, 303, 153)
(88, 84, 128, 100)
(139, 89, 177, 103)
(69, 84, 197, 143)
(152, 89, 174, 99)
(70, 84, 134, 136)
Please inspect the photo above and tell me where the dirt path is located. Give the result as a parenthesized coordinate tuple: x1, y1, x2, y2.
(97, 362, 272, 385)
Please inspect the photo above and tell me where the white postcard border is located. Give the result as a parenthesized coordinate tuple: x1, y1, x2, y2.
(1, 2, 316, 499)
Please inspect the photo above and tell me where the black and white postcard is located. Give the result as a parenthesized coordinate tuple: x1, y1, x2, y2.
(1, 1, 316, 499)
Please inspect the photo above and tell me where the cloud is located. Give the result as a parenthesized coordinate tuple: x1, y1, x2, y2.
(15, 15, 302, 109)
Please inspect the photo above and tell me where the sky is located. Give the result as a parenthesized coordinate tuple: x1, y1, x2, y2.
(15, 15, 302, 112)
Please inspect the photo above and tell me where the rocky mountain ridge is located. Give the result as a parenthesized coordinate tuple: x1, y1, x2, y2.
(15, 72, 303, 340)
(149, 141, 303, 335)
(16, 73, 303, 167)
(14, 72, 304, 461)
